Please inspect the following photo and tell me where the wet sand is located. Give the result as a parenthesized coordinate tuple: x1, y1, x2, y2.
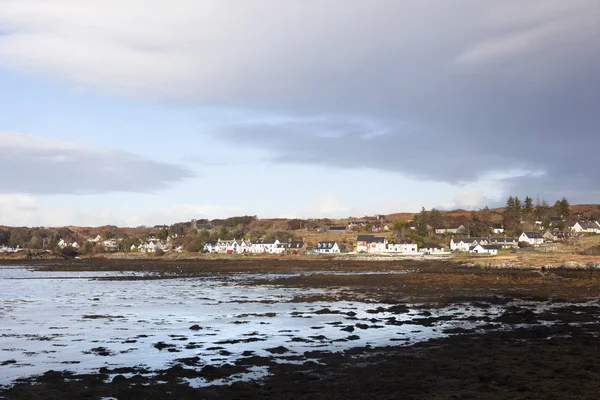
(2, 258, 600, 399)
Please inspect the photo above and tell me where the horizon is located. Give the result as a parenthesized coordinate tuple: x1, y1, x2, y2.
(2, 1, 600, 227)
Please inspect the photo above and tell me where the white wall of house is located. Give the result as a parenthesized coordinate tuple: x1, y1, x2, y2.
(388, 243, 418, 253)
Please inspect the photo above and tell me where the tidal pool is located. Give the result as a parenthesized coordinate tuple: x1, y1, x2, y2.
(0, 265, 592, 388)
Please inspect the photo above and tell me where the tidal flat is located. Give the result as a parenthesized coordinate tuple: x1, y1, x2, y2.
(2, 259, 600, 399)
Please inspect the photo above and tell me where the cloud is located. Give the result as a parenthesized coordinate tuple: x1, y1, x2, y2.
(0, 194, 241, 227)
(1, 1, 599, 202)
(0, 132, 193, 194)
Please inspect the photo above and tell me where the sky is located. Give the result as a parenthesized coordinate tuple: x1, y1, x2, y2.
(1, 0, 599, 227)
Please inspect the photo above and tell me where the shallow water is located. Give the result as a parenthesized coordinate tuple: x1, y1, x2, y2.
(0, 266, 592, 387)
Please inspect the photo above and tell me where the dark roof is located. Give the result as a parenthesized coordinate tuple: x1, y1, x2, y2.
(397, 240, 416, 244)
(356, 235, 385, 243)
(522, 231, 542, 238)
(204, 241, 217, 246)
(422, 242, 442, 248)
(316, 241, 338, 248)
(254, 239, 277, 245)
(328, 226, 346, 231)
(482, 245, 499, 250)
(288, 241, 305, 249)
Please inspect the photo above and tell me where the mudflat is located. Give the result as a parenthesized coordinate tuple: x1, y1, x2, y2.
(2, 258, 600, 399)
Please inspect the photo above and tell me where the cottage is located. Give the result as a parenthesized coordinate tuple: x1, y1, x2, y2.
(250, 239, 280, 254)
(519, 232, 544, 246)
(286, 240, 307, 254)
(491, 224, 504, 234)
(569, 221, 600, 234)
(419, 242, 445, 254)
(543, 230, 572, 242)
(470, 244, 498, 255)
(450, 238, 488, 252)
(355, 235, 387, 253)
(86, 235, 103, 243)
(435, 225, 467, 235)
(314, 241, 341, 254)
(487, 237, 518, 249)
(385, 240, 417, 254)
(203, 241, 218, 253)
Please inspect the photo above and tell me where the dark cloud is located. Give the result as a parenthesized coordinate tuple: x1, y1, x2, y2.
(1, 1, 599, 201)
(0, 133, 193, 194)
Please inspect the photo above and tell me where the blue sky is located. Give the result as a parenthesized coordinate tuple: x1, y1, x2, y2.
(1, 1, 599, 226)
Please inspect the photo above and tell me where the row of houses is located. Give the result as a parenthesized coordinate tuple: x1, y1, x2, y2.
(356, 235, 446, 255)
(204, 239, 310, 254)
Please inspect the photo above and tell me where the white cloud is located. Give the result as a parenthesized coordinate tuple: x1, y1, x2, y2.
(0, 131, 193, 195)
(0, 195, 242, 227)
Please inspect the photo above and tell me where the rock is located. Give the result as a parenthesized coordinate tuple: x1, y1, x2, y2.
(189, 324, 202, 330)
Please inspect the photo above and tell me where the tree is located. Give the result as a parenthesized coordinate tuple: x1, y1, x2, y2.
(394, 221, 407, 240)
(554, 197, 570, 219)
(428, 209, 446, 229)
(470, 209, 492, 237)
(414, 207, 430, 236)
(523, 196, 534, 221)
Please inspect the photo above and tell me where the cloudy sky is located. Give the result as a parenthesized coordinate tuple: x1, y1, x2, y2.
(1, 0, 599, 226)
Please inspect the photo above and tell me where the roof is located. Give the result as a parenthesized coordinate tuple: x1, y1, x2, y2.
(288, 241, 305, 248)
(356, 235, 385, 243)
(482, 245, 499, 250)
(316, 241, 338, 248)
(397, 240, 416, 245)
(328, 226, 346, 231)
(422, 242, 442, 248)
(253, 239, 277, 245)
(521, 231, 542, 238)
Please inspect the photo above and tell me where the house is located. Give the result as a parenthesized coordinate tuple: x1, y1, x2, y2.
(327, 226, 347, 231)
(314, 241, 341, 254)
(87, 235, 103, 243)
(435, 225, 467, 235)
(569, 221, 600, 234)
(519, 232, 544, 246)
(203, 241, 218, 253)
(215, 239, 240, 254)
(543, 230, 573, 242)
(371, 224, 390, 233)
(355, 235, 387, 253)
(419, 242, 445, 254)
(388, 240, 418, 254)
(286, 240, 307, 254)
(102, 238, 120, 252)
(450, 238, 488, 252)
(250, 239, 281, 254)
(487, 237, 518, 249)
(347, 221, 368, 230)
(470, 244, 498, 255)
(57, 239, 68, 249)
(491, 224, 504, 234)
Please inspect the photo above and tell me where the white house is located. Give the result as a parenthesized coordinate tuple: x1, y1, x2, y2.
(203, 241, 218, 253)
(435, 225, 467, 235)
(387, 240, 418, 254)
(356, 235, 387, 253)
(215, 239, 239, 254)
(519, 232, 544, 246)
(450, 238, 488, 252)
(569, 221, 600, 234)
(87, 235, 103, 243)
(314, 241, 341, 254)
(250, 239, 281, 254)
(57, 239, 68, 249)
(491, 224, 505, 234)
(470, 244, 498, 255)
(419, 242, 446, 254)
(487, 237, 518, 249)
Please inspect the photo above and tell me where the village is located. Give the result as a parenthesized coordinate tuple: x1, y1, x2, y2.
(2, 206, 599, 259)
